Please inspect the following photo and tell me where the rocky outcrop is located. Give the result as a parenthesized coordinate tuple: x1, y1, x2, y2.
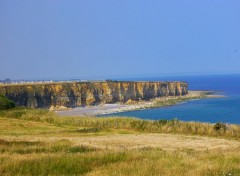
(0, 81, 188, 108)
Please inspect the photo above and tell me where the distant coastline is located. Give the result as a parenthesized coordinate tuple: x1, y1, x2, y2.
(0, 81, 188, 109)
(57, 90, 223, 116)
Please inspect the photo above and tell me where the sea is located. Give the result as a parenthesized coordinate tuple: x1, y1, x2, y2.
(101, 74, 240, 124)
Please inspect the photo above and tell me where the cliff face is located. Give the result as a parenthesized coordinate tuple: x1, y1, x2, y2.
(0, 81, 188, 108)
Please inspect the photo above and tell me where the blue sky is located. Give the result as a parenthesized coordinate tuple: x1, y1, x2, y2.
(0, 0, 240, 80)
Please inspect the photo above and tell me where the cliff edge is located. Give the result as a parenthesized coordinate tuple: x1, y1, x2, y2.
(0, 81, 188, 108)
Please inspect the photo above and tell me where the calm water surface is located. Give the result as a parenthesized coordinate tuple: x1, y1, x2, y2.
(101, 74, 240, 124)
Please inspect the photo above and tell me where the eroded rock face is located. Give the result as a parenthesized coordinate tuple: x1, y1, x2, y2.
(0, 81, 188, 108)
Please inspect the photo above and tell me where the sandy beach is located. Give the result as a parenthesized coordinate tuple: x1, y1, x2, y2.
(56, 90, 225, 117)
(56, 103, 146, 116)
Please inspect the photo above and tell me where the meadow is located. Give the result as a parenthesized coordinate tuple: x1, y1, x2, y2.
(0, 108, 240, 175)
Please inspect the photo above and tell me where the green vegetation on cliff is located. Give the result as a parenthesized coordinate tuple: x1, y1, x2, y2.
(0, 95, 15, 110)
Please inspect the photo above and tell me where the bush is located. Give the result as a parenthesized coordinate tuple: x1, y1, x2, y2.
(0, 95, 16, 110)
(213, 122, 226, 131)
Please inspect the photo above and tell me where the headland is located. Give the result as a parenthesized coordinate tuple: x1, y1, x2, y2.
(0, 81, 188, 109)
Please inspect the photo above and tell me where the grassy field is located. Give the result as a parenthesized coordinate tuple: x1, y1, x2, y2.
(0, 108, 240, 175)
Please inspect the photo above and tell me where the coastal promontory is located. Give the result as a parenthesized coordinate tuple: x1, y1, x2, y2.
(0, 81, 188, 108)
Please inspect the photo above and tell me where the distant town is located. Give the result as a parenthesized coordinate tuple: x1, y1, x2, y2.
(0, 78, 53, 85)
(0, 78, 117, 85)
(0, 78, 89, 85)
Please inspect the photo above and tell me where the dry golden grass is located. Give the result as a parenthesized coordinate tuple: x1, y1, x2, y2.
(1, 108, 240, 175)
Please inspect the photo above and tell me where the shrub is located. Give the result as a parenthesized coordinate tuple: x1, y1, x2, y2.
(0, 95, 16, 110)
(213, 122, 226, 131)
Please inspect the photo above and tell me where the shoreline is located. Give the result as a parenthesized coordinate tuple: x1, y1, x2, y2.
(56, 90, 225, 117)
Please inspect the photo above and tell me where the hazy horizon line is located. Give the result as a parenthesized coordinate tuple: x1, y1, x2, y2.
(1, 71, 240, 81)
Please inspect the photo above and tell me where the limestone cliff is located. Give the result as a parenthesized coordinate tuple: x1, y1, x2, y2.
(0, 81, 188, 108)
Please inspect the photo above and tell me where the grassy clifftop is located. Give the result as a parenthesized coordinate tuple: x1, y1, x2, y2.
(0, 108, 240, 175)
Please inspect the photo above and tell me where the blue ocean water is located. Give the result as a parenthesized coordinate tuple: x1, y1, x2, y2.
(102, 74, 240, 124)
